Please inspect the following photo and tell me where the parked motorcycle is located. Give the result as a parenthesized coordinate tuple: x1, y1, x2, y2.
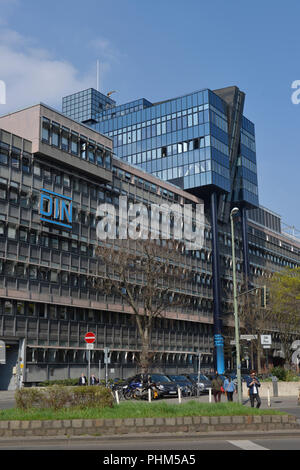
(123, 379, 159, 400)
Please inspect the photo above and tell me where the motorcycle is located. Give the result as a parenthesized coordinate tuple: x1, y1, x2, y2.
(123, 380, 159, 400)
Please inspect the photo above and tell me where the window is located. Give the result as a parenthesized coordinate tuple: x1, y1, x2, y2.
(11, 155, 20, 169)
(71, 133, 78, 155)
(9, 189, 18, 204)
(61, 240, 69, 251)
(33, 162, 41, 176)
(88, 145, 95, 163)
(50, 271, 58, 283)
(52, 124, 60, 147)
(80, 140, 87, 160)
(61, 127, 69, 151)
(22, 156, 30, 174)
(19, 229, 28, 242)
(42, 118, 50, 143)
(63, 174, 70, 187)
(0, 152, 8, 165)
(44, 168, 51, 181)
(7, 225, 16, 239)
(29, 267, 37, 279)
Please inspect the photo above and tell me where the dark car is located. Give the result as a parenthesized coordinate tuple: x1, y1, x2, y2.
(184, 373, 212, 395)
(166, 375, 193, 396)
(149, 374, 179, 398)
(125, 373, 179, 398)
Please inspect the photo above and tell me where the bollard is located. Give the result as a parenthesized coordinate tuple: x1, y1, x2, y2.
(178, 387, 182, 404)
(272, 376, 278, 397)
(148, 388, 151, 403)
(115, 390, 120, 405)
(267, 387, 271, 407)
(208, 387, 212, 403)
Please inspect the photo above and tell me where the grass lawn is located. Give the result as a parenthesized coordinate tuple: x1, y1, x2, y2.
(0, 400, 285, 421)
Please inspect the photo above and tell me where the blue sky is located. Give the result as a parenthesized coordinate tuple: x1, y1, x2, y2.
(0, 0, 299, 230)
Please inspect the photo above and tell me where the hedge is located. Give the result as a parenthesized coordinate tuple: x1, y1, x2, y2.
(15, 385, 114, 411)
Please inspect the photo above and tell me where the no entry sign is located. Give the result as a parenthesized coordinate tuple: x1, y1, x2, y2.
(85, 332, 96, 344)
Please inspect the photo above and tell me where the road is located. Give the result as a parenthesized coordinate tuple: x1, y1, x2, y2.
(0, 433, 300, 450)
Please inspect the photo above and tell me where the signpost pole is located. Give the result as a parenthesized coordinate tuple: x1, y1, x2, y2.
(84, 332, 96, 385)
(88, 349, 90, 385)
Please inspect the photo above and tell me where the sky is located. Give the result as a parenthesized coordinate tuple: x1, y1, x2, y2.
(0, 0, 299, 231)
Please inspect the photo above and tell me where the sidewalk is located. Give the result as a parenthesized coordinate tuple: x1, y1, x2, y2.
(164, 393, 300, 410)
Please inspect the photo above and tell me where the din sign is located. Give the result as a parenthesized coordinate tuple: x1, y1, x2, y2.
(39, 189, 72, 229)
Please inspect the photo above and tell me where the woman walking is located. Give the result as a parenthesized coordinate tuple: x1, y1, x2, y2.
(223, 376, 236, 401)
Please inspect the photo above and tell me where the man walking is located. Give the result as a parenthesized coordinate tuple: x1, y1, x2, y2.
(246, 370, 261, 408)
(211, 371, 223, 403)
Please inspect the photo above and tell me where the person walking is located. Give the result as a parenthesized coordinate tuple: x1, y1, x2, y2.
(90, 374, 99, 385)
(78, 373, 87, 386)
(211, 371, 223, 403)
(246, 370, 261, 408)
(223, 376, 236, 401)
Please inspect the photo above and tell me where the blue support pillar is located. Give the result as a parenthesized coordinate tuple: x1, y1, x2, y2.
(210, 192, 225, 374)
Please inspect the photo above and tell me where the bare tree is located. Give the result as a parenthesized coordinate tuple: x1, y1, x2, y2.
(237, 277, 273, 373)
(96, 238, 189, 373)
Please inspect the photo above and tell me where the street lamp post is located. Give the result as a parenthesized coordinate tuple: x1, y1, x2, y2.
(230, 207, 243, 404)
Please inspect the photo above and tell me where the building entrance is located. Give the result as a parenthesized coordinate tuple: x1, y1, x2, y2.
(0, 342, 19, 390)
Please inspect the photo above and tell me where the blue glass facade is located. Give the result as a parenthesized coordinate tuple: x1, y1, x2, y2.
(62, 88, 116, 125)
(62, 87, 258, 209)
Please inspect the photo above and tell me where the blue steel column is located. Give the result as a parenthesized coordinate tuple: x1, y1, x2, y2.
(210, 192, 225, 373)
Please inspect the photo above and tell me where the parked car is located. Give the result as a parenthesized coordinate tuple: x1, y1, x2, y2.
(166, 375, 194, 396)
(125, 373, 179, 398)
(148, 374, 179, 398)
(184, 373, 212, 395)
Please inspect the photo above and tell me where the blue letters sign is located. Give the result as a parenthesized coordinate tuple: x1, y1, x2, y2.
(39, 189, 72, 229)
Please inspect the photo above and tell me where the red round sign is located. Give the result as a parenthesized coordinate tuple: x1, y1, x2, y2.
(85, 332, 96, 344)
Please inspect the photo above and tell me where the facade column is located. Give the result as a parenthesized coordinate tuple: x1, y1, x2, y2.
(210, 192, 225, 373)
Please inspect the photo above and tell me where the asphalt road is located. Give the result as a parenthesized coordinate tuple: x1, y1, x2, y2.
(0, 433, 300, 450)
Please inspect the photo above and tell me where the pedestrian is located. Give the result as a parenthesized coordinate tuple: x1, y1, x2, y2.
(90, 374, 99, 385)
(246, 370, 261, 408)
(223, 376, 236, 401)
(78, 372, 87, 386)
(211, 371, 223, 403)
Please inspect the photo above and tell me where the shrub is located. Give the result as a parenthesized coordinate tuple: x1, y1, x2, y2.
(271, 366, 287, 381)
(15, 385, 113, 410)
(37, 379, 79, 387)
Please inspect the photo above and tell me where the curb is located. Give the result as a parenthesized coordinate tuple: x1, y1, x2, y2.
(0, 414, 299, 438)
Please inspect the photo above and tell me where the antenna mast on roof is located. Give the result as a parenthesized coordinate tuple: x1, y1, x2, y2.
(96, 60, 100, 92)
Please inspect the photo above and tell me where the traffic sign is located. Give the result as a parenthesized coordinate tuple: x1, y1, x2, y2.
(261, 335, 272, 345)
(240, 335, 257, 340)
(85, 332, 96, 344)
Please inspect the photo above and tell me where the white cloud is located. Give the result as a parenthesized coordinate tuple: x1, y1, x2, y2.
(0, 27, 95, 115)
(89, 37, 123, 63)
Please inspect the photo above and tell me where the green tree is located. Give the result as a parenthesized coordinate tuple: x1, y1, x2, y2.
(268, 267, 300, 365)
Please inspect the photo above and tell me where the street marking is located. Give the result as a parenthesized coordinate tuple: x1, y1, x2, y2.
(228, 440, 269, 451)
